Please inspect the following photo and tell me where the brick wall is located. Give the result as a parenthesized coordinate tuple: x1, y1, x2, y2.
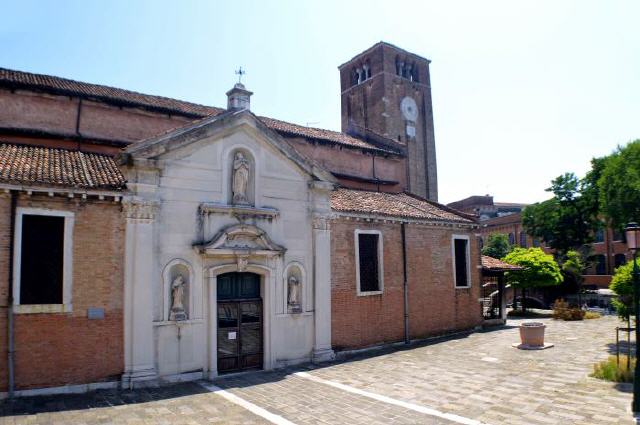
(0, 193, 125, 391)
(330, 218, 482, 351)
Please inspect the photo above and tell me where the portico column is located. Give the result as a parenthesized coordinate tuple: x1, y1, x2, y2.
(312, 215, 335, 362)
(122, 199, 158, 386)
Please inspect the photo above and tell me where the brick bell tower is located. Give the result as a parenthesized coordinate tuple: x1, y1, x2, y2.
(339, 42, 438, 201)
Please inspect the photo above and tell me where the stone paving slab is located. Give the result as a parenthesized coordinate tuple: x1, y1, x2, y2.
(0, 315, 635, 424)
(215, 370, 455, 425)
(0, 382, 268, 424)
(307, 316, 634, 425)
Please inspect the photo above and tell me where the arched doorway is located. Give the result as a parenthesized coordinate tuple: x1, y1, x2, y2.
(216, 272, 263, 373)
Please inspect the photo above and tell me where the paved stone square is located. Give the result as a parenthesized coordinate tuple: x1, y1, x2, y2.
(0, 316, 634, 424)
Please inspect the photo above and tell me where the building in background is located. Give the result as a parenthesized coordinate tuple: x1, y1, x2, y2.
(447, 195, 527, 221)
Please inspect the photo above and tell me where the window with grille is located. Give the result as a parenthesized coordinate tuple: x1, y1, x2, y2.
(356, 231, 382, 294)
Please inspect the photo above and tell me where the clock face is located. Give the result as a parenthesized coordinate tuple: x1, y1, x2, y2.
(400, 96, 418, 121)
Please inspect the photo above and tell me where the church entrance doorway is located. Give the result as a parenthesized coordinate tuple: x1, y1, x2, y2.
(216, 272, 263, 373)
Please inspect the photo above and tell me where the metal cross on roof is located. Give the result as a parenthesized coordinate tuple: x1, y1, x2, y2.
(235, 67, 245, 83)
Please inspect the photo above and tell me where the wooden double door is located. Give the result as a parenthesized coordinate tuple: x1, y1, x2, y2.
(217, 272, 263, 373)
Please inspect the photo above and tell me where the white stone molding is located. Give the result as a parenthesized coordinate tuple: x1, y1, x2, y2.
(161, 259, 195, 322)
(206, 262, 275, 378)
(122, 198, 158, 221)
(199, 203, 279, 221)
(354, 229, 384, 296)
(451, 234, 472, 289)
(12, 207, 75, 314)
(196, 223, 285, 257)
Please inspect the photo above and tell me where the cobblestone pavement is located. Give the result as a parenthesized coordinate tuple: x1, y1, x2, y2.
(0, 316, 634, 424)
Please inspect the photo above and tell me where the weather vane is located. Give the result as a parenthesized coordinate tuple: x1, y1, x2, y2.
(235, 67, 245, 84)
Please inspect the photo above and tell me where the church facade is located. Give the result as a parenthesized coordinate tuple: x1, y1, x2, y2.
(0, 42, 481, 396)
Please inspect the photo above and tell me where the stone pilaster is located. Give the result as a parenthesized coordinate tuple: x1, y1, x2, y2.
(122, 198, 159, 386)
(312, 215, 335, 363)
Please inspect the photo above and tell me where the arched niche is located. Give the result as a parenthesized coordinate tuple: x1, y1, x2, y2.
(283, 262, 306, 314)
(162, 259, 194, 321)
(227, 147, 256, 206)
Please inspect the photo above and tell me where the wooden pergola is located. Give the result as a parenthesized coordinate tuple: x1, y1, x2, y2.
(481, 255, 523, 325)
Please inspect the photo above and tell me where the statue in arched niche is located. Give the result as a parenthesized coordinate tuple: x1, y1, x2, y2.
(169, 275, 187, 321)
(232, 152, 251, 205)
(287, 274, 302, 314)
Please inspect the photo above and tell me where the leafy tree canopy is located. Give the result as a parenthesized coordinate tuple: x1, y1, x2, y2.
(481, 233, 512, 259)
(598, 140, 640, 230)
(610, 261, 635, 320)
(503, 247, 563, 289)
(522, 173, 600, 255)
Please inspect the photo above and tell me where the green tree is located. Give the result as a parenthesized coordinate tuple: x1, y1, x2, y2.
(522, 173, 600, 256)
(561, 250, 585, 304)
(503, 248, 563, 313)
(610, 262, 634, 321)
(481, 233, 512, 259)
(598, 140, 640, 230)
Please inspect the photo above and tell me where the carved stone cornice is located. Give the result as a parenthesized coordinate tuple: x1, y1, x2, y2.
(312, 215, 333, 231)
(123, 198, 159, 221)
(195, 223, 285, 256)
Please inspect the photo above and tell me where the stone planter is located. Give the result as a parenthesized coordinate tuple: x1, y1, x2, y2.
(519, 322, 546, 347)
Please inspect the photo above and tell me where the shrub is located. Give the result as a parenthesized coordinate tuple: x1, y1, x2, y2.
(584, 311, 602, 319)
(552, 298, 585, 321)
(591, 356, 635, 382)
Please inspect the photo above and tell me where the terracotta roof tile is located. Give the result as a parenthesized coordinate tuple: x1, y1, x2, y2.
(0, 142, 125, 190)
(0, 67, 400, 155)
(482, 212, 522, 226)
(331, 188, 475, 223)
(481, 255, 523, 271)
(258, 116, 399, 154)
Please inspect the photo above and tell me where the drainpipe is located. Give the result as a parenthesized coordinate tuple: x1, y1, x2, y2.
(7, 190, 17, 397)
(401, 222, 409, 344)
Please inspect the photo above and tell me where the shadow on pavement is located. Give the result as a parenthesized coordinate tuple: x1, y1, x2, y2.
(0, 381, 209, 417)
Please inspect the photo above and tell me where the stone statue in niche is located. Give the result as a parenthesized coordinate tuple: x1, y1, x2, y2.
(169, 275, 187, 321)
(232, 152, 251, 205)
(287, 275, 302, 314)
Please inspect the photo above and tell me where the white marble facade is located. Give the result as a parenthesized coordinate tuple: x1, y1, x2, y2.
(119, 110, 336, 385)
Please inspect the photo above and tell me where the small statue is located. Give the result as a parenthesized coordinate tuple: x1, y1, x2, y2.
(169, 275, 187, 321)
(287, 275, 302, 314)
(232, 152, 251, 205)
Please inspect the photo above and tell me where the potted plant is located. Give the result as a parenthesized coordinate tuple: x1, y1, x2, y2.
(519, 322, 546, 347)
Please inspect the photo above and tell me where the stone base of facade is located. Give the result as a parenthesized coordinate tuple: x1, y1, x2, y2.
(121, 367, 158, 389)
(312, 348, 336, 363)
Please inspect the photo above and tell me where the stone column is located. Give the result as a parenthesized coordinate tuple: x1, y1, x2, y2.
(122, 199, 158, 386)
(312, 215, 335, 363)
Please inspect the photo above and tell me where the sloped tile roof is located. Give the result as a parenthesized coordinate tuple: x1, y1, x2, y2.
(0, 142, 125, 190)
(0, 67, 399, 155)
(258, 116, 399, 154)
(481, 255, 523, 271)
(331, 188, 476, 223)
(482, 212, 522, 226)
(0, 67, 222, 117)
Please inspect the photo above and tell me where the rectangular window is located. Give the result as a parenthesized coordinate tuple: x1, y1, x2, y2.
(20, 215, 65, 304)
(14, 208, 74, 313)
(355, 230, 383, 295)
(453, 237, 470, 288)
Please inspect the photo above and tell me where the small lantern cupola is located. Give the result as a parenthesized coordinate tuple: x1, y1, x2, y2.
(227, 67, 252, 111)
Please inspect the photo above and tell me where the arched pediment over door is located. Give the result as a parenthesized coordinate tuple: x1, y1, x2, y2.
(194, 224, 285, 267)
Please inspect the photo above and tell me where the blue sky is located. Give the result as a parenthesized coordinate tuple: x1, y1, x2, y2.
(2, 0, 638, 204)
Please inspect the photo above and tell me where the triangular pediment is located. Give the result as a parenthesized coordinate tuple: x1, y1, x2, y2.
(117, 109, 335, 184)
